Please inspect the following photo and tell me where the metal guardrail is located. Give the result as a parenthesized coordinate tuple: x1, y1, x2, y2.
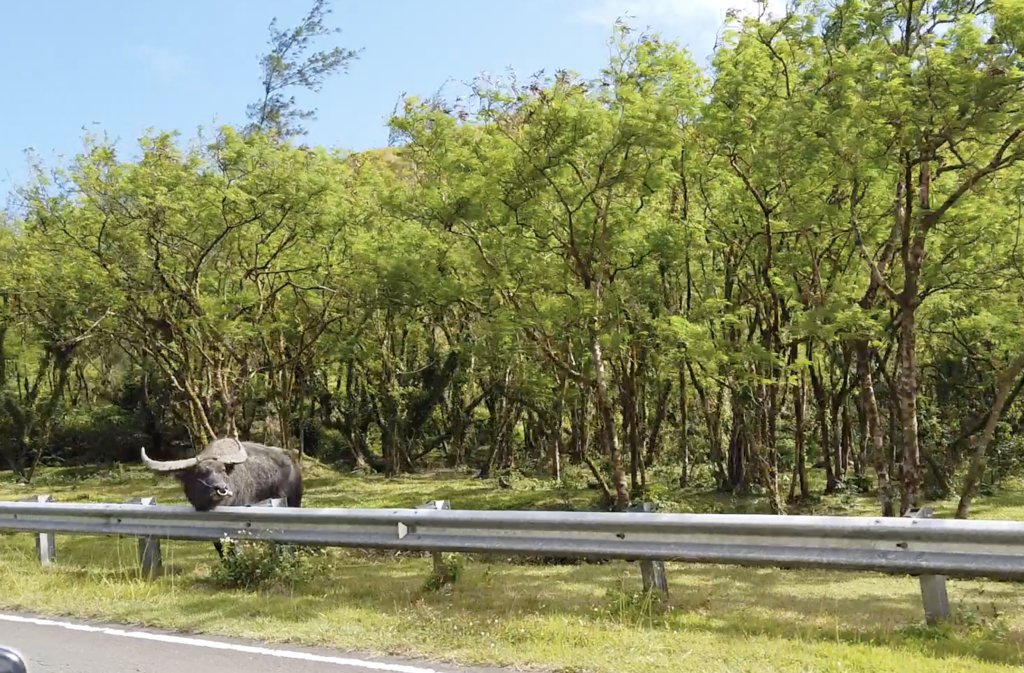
(3, 495, 1024, 625)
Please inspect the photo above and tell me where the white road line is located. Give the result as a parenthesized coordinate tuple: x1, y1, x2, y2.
(0, 614, 443, 673)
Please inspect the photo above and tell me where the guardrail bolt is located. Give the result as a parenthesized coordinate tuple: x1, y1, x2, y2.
(628, 502, 669, 598)
(904, 507, 949, 626)
(19, 495, 55, 566)
(417, 500, 456, 590)
(126, 497, 163, 577)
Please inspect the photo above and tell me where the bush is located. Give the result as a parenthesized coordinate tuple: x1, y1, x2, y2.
(298, 420, 365, 468)
(980, 434, 1024, 494)
(46, 405, 150, 465)
(210, 531, 328, 591)
(600, 572, 669, 627)
(422, 552, 464, 592)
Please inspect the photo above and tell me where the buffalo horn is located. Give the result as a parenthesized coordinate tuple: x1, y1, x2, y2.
(140, 447, 199, 472)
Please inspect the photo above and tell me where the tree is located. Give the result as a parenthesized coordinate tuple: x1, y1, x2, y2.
(7, 0, 1024, 516)
(21, 128, 354, 449)
(829, 0, 1024, 512)
(245, 0, 361, 140)
(0, 209, 111, 479)
(391, 27, 703, 508)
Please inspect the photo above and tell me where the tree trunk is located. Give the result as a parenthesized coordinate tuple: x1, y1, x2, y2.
(644, 379, 671, 472)
(479, 390, 508, 479)
(766, 376, 779, 495)
(754, 387, 782, 513)
(955, 352, 1024, 518)
(896, 321, 921, 514)
(840, 401, 852, 478)
(551, 425, 562, 480)
(896, 158, 929, 514)
(620, 364, 639, 495)
(889, 383, 902, 501)
(791, 366, 809, 502)
(854, 393, 867, 478)
(382, 392, 401, 477)
(0, 322, 7, 390)
(581, 449, 614, 503)
(857, 341, 894, 516)
(727, 383, 746, 491)
(334, 363, 372, 471)
(689, 362, 726, 489)
(678, 365, 689, 487)
(24, 346, 77, 483)
(570, 391, 590, 463)
(829, 399, 842, 485)
(550, 373, 568, 480)
(809, 361, 837, 494)
(591, 330, 629, 510)
(274, 335, 294, 454)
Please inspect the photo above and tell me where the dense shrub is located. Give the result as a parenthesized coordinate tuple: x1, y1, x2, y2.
(211, 531, 330, 591)
(46, 405, 151, 466)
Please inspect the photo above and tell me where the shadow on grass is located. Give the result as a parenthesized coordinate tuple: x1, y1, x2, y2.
(5, 464, 1024, 671)
(656, 566, 1023, 667)
(119, 554, 1024, 669)
(4, 557, 1024, 670)
(968, 491, 1024, 519)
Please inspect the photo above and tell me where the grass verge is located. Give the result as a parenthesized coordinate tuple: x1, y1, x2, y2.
(1, 463, 1023, 673)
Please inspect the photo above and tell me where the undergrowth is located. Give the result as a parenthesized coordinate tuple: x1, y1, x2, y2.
(211, 531, 331, 590)
(2, 464, 1024, 672)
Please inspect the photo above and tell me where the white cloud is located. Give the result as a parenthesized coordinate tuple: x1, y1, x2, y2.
(127, 45, 187, 80)
(577, 0, 787, 31)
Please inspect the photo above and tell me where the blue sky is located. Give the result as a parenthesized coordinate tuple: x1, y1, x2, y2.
(0, 0, 780, 192)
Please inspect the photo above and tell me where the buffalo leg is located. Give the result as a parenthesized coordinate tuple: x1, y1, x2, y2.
(287, 483, 303, 508)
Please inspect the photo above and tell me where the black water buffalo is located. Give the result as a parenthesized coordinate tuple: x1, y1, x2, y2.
(140, 437, 303, 557)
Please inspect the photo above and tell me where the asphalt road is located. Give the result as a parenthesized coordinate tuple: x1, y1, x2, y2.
(0, 613, 507, 673)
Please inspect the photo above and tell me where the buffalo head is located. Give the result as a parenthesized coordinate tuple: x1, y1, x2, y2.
(140, 437, 248, 511)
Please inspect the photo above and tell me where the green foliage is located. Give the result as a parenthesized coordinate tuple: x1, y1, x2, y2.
(978, 435, 1024, 495)
(422, 552, 464, 592)
(211, 532, 328, 591)
(3, 2, 1024, 526)
(600, 572, 668, 628)
(245, 0, 360, 139)
(8, 463, 1024, 671)
(45, 405, 150, 466)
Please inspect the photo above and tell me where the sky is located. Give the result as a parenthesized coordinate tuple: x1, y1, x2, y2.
(0, 0, 784, 193)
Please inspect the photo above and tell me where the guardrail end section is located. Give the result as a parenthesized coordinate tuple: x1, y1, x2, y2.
(417, 500, 450, 511)
(417, 500, 454, 589)
(19, 495, 55, 566)
(905, 507, 949, 626)
(125, 497, 162, 576)
(629, 502, 669, 598)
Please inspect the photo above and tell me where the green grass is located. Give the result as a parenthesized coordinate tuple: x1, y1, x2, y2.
(2, 461, 1024, 673)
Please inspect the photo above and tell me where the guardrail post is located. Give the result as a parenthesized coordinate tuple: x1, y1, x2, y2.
(19, 495, 55, 566)
(251, 498, 286, 508)
(629, 502, 669, 597)
(905, 507, 949, 626)
(126, 497, 162, 576)
(250, 497, 288, 553)
(417, 500, 454, 588)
